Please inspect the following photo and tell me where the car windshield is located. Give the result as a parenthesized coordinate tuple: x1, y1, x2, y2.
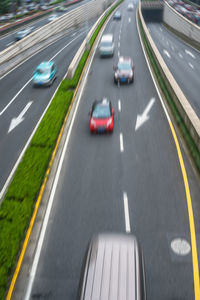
(36, 67, 50, 75)
(118, 62, 131, 71)
(92, 104, 111, 118)
(101, 41, 112, 47)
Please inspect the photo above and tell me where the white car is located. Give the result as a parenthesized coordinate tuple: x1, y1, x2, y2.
(48, 14, 58, 22)
(128, 3, 134, 11)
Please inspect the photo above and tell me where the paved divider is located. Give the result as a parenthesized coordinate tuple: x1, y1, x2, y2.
(138, 1, 200, 155)
(0, 0, 113, 77)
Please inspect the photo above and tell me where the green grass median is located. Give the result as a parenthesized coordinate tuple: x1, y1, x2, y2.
(0, 0, 123, 298)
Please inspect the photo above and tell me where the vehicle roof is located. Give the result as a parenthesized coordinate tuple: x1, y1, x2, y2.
(81, 233, 140, 300)
(93, 98, 110, 106)
(101, 34, 113, 41)
(118, 56, 132, 63)
(37, 61, 54, 69)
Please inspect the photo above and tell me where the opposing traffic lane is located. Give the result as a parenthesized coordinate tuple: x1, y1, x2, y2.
(0, 0, 92, 52)
(21, 1, 200, 300)
(0, 20, 97, 197)
(147, 23, 200, 119)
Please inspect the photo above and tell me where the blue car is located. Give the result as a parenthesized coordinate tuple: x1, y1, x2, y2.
(33, 61, 57, 87)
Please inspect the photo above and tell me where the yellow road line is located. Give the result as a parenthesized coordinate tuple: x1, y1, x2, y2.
(6, 40, 94, 300)
(169, 121, 200, 300)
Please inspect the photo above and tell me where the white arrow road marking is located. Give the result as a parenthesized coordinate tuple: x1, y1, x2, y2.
(8, 101, 33, 133)
(135, 98, 155, 131)
(163, 49, 171, 58)
(185, 50, 195, 59)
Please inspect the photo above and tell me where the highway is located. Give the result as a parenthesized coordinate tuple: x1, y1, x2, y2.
(0, 0, 92, 52)
(11, 0, 200, 299)
(147, 22, 200, 118)
(0, 18, 97, 199)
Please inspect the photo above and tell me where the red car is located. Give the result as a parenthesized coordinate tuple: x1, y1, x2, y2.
(90, 98, 114, 133)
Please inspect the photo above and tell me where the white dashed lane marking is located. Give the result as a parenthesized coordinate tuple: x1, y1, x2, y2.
(118, 99, 121, 112)
(120, 133, 124, 152)
(185, 49, 195, 59)
(189, 63, 194, 69)
(163, 49, 171, 58)
(123, 192, 131, 232)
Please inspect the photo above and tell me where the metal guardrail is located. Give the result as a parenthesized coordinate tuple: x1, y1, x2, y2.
(138, 1, 200, 152)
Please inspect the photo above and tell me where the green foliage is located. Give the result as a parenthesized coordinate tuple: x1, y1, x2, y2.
(0, 1, 123, 298)
(0, 0, 10, 14)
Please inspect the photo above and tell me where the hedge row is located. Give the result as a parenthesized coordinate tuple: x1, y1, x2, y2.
(138, 15, 200, 172)
(0, 1, 123, 299)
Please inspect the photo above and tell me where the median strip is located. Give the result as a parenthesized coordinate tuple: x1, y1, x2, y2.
(0, 1, 123, 299)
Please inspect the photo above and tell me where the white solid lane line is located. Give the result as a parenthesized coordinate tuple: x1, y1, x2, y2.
(24, 24, 100, 300)
(120, 133, 124, 152)
(189, 63, 194, 69)
(163, 49, 171, 58)
(0, 32, 85, 116)
(185, 49, 195, 59)
(123, 192, 131, 232)
(6, 41, 14, 47)
(118, 99, 121, 112)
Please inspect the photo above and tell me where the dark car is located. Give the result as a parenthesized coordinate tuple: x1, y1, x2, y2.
(114, 56, 134, 84)
(113, 10, 121, 20)
(90, 98, 114, 133)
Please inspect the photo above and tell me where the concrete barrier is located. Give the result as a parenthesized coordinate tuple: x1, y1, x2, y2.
(138, 1, 200, 152)
(66, 0, 118, 78)
(0, 0, 114, 70)
(163, 1, 200, 45)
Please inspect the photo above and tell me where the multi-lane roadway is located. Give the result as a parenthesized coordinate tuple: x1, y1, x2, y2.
(9, 0, 200, 299)
(0, 0, 92, 52)
(147, 22, 200, 119)
(0, 17, 98, 199)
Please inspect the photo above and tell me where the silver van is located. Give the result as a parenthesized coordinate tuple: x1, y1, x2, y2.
(99, 34, 114, 57)
(78, 233, 146, 300)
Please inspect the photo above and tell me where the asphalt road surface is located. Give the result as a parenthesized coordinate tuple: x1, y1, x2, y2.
(12, 0, 200, 300)
(0, 18, 97, 199)
(0, 0, 93, 52)
(147, 22, 200, 119)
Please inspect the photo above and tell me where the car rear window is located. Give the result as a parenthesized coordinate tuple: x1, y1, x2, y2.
(118, 62, 131, 70)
